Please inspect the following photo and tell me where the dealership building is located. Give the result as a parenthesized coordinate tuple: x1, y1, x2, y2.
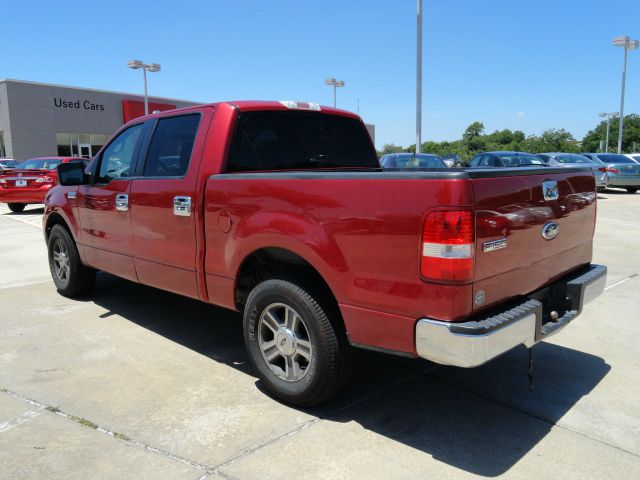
(0, 79, 200, 161)
(0, 78, 375, 161)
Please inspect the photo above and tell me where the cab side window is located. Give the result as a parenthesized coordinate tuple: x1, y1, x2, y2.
(96, 124, 144, 184)
(142, 115, 200, 177)
(468, 155, 482, 167)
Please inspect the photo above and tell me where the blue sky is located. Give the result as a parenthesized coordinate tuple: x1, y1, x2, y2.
(3, 0, 640, 148)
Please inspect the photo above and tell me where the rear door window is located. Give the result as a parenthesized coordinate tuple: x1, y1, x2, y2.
(142, 114, 200, 177)
(226, 111, 378, 172)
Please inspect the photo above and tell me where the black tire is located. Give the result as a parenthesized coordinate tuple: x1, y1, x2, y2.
(243, 278, 354, 407)
(626, 188, 638, 194)
(47, 224, 96, 297)
(8, 203, 26, 213)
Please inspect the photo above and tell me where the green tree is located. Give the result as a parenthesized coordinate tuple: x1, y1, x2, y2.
(582, 114, 640, 153)
(462, 121, 486, 154)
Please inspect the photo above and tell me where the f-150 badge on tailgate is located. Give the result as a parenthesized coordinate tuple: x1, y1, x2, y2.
(483, 238, 507, 252)
(542, 180, 559, 200)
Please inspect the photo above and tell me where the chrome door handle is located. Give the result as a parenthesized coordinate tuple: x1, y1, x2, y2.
(174, 196, 192, 217)
(115, 193, 129, 211)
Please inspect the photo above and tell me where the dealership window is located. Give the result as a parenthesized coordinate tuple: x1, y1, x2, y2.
(56, 133, 109, 158)
(0, 132, 6, 158)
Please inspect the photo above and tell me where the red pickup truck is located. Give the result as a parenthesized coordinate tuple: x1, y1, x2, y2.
(43, 101, 606, 406)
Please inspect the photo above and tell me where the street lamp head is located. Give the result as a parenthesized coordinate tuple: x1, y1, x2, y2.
(612, 36, 630, 47)
(147, 63, 161, 72)
(629, 40, 640, 51)
(127, 60, 144, 69)
(335, 80, 345, 88)
(324, 78, 336, 85)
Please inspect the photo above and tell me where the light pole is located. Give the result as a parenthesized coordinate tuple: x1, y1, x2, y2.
(612, 36, 639, 153)
(324, 78, 345, 107)
(416, 0, 423, 153)
(127, 60, 161, 115)
(599, 112, 619, 153)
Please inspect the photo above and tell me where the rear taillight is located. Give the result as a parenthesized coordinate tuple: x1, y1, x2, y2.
(421, 210, 474, 282)
(598, 167, 607, 173)
(606, 167, 619, 174)
(35, 176, 54, 183)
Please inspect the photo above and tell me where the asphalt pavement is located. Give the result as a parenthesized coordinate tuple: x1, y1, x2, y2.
(0, 193, 639, 479)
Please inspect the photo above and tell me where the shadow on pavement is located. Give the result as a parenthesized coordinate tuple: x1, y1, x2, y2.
(2, 206, 44, 215)
(88, 272, 610, 477)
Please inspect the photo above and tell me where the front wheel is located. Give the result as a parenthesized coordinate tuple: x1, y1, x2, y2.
(47, 225, 96, 297)
(626, 188, 638, 194)
(243, 278, 354, 406)
(7, 203, 26, 213)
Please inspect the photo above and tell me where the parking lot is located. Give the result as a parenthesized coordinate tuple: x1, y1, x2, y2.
(1, 192, 639, 480)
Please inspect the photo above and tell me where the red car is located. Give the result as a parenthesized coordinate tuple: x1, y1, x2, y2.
(0, 157, 85, 212)
(44, 101, 606, 406)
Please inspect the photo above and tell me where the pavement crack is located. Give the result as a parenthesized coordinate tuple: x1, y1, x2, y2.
(1, 387, 213, 474)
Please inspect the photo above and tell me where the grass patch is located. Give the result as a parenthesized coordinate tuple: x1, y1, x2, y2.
(45, 406, 61, 413)
(70, 415, 98, 430)
(113, 432, 130, 441)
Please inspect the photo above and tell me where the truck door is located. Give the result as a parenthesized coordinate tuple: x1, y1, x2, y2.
(76, 122, 145, 282)
(129, 112, 204, 299)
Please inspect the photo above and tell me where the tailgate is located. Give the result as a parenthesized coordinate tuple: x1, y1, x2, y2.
(470, 168, 596, 311)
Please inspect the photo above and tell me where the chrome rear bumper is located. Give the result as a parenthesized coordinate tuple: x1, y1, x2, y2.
(415, 264, 607, 367)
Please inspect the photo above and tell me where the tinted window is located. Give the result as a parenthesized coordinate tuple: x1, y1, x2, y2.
(497, 154, 543, 166)
(390, 154, 445, 169)
(597, 154, 634, 164)
(97, 124, 143, 183)
(16, 158, 62, 170)
(631, 155, 640, 162)
(227, 111, 378, 172)
(143, 115, 200, 177)
(467, 155, 482, 167)
(555, 154, 594, 164)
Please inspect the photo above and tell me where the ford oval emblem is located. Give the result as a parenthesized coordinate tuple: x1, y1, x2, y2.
(542, 221, 559, 240)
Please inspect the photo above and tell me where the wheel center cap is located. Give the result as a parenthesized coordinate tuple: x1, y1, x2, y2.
(275, 328, 296, 356)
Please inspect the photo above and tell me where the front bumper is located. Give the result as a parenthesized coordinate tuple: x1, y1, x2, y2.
(415, 264, 607, 367)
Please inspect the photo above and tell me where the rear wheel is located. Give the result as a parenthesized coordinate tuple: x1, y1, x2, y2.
(243, 278, 354, 406)
(7, 203, 26, 213)
(47, 225, 96, 297)
(626, 188, 638, 194)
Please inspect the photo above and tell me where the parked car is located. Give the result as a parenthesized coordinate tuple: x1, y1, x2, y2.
(44, 100, 606, 406)
(0, 157, 85, 212)
(624, 153, 640, 163)
(536, 153, 608, 191)
(380, 152, 446, 169)
(582, 153, 640, 193)
(441, 154, 459, 168)
(466, 151, 546, 168)
(0, 159, 17, 171)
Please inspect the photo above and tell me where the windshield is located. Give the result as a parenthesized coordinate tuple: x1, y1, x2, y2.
(226, 111, 378, 172)
(383, 154, 445, 168)
(15, 158, 62, 170)
(497, 154, 544, 166)
(555, 154, 595, 164)
(597, 154, 634, 164)
(0, 160, 18, 167)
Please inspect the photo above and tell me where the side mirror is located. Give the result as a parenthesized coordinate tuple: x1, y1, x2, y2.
(58, 162, 88, 186)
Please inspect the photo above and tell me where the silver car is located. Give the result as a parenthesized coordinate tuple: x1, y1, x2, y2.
(582, 153, 640, 194)
(536, 153, 608, 191)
